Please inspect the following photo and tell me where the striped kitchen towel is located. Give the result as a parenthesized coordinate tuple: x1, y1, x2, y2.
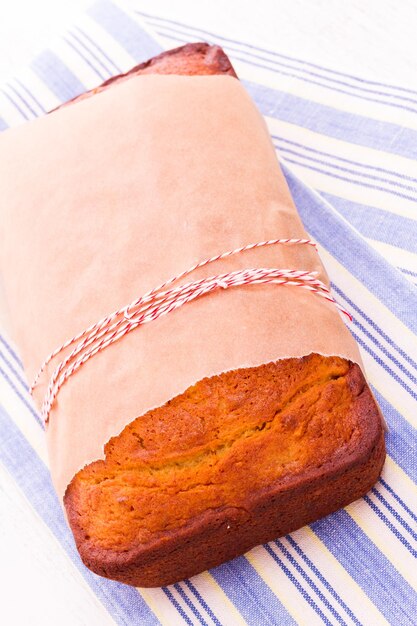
(0, 1, 416, 625)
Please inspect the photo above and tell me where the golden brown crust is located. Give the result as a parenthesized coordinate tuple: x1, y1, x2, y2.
(62, 43, 385, 587)
(65, 354, 385, 587)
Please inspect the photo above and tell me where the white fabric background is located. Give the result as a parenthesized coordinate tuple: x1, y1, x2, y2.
(0, 0, 93, 80)
(1, 0, 417, 87)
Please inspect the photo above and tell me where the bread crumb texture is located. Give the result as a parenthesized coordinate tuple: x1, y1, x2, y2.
(65, 355, 382, 553)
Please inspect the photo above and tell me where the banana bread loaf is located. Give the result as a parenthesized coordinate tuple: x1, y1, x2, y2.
(61, 43, 385, 587)
(65, 354, 384, 587)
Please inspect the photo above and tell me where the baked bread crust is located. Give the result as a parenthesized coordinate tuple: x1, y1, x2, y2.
(62, 43, 385, 587)
(65, 355, 385, 587)
(58, 42, 237, 110)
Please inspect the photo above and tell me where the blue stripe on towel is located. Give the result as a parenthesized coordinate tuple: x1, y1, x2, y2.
(0, 334, 23, 368)
(14, 78, 46, 113)
(0, 405, 159, 626)
(333, 286, 417, 387)
(263, 543, 334, 626)
(88, 0, 161, 61)
(370, 487, 417, 543)
(183, 580, 223, 626)
(246, 81, 417, 161)
(74, 26, 122, 73)
(285, 535, 361, 626)
(143, 19, 417, 116)
(63, 35, 108, 81)
(1, 88, 30, 120)
(312, 510, 417, 625)
(331, 285, 417, 373)
(211, 556, 297, 626)
(135, 10, 417, 102)
(374, 389, 417, 483)
(0, 364, 43, 428)
(273, 141, 417, 199)
(379, 478, 417, 524)
(68, 30, 113, 77)
(132, 17, 417, 160)
(349, 327, 417, 403)
(274, 135, 417, 185)
(162, 588, 195, 626)
(320, 193, 417, 253)
(282, 154, 417, 205)
(0, 348, 30, 393)
(31, 50, 86, 101)
(283, 166, 417, 334)
(5, 83, 38, 117)
(171, 584, 209, 626)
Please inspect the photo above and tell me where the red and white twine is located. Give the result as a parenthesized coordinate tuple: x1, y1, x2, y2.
(30, 238, 351, 424)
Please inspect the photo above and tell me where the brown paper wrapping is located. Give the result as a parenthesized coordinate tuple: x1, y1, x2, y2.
(0, 75, 361, 502)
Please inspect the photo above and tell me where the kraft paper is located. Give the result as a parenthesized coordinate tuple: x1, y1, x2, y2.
(0, 75, 362, 501)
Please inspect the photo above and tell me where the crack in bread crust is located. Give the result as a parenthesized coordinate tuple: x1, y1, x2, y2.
(65, 354, 384, 567)
(81, 369, 349, 486)
(64, 354, 385, 587)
